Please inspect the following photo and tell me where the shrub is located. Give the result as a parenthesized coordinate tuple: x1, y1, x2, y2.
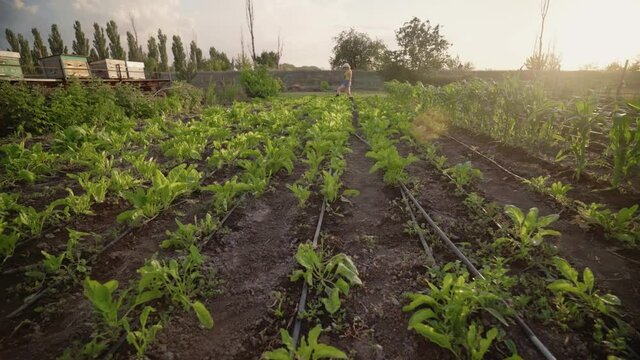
(49, 81, 90, 129)
(113, 83, 156, 119)
(165, 81, 203, 113)
(320, 80, 330, 91)
(0, 81, 47, 135)
(239, 66, 281, 98)
(217, 80, 247, 104)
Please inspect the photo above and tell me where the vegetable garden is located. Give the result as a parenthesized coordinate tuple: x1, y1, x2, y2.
(0, 78, 639, 360)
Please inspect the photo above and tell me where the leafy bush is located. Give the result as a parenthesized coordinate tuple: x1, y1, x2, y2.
(320, 80, 329, 91)
(240, 66, 281, 98)
(164, 81, 203, 113)
(0, 81, 47, 135)
(49, 81, 90, 129)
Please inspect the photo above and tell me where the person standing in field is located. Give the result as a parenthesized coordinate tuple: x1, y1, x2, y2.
(336, 63, 352, 98)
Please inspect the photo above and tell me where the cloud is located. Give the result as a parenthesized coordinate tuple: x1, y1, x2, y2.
(13, 0, 39, 13)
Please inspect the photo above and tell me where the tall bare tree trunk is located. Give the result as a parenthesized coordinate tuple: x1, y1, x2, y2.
(245, 0, 256, 66)
(537, 0, 550, 59)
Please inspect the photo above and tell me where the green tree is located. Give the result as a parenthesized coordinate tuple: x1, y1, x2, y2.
(31, 28, 48, 60)
(4, 28, 20, 52)
(92, 23, 109, 60)
(255, 50, 280, 69)
(126, 31, 144, 61)
(157, 29, 168, 72)
(524, 52, 561, 71)
(189, 40, 203, 70)
(48, 24, 65, 55)
(145, 36, 159, 73)
(18, 34, 35, 73)
(106, 20, 126, 60)
(172, 35, 193, 80)
(207, 47, 231, 70)
(329, 29, 387, 70)
(394, 17, 451, 71)
(72, 20, 90, 56)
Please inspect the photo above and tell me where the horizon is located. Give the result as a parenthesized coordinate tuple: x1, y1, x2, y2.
(1, 0, 639, 70)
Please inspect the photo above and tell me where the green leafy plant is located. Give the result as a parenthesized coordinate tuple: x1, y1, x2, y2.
(123, 306, 163, 359)
(83, 278, 128, 331)
(444, 161, 483, 188)
(117, 165, 202, 225)
(287, 183, 311, 207)
(403, 273, 508, 359)
(240, 66, 281, 98)
(203, 176, 252, 213)
(548, 181, 572, 200)
(548, 257, 621, 317)
(609, 111, 640, 187)
(290, 243, 361, 315)
(367, 146, 417, 185)
(494, 205, 560, 260)
(577, 202, 639, 247)
(262, 325, 347, 360)
(136, 246, 214, 329)
(161, 213, 218, 249)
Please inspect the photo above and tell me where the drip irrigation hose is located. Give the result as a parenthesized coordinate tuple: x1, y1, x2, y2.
(400, 183, 556, 360)
(349, 101, 555, 359)
(400, 189, 436, 266)
(443, 134, 527, 182)
(291, 199, 327, 350)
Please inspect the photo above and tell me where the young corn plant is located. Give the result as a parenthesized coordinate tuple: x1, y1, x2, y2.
(494, 205, 560, 261)
(608, 111, 640, 187)
(262, 325, 347, 360)
(290, 243, 362, 315)
(556, 97, 598, 181)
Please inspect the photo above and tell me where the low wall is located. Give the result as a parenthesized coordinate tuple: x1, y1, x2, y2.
(166, 70, 640, 96)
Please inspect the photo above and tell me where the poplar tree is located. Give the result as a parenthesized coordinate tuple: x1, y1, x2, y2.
(106, 20, 125, 60)
(72, 20, 90, 56)
(48, 24, 65, 55)
(157, 29, 168, 72)
(92, 23, 109, 60)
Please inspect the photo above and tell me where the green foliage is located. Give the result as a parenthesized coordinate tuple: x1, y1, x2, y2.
(263, 325, 347, 360)
(0, 82, 47, 135)
(124, 306, 163, 359)
(494, 205, 560, 260)
(577, 202, 639, 247)
(287, 183, 311, 207)
(556, 97, 599, 180)
(403, 272, 509, 359)
(366, 146, 417, 185)
(0, 141, 59, 185)
(444, 161, 483, 188)
(330, 28, 387, 71)
(290, 243, 361, 315)
(117, 165, 202, 225)
(320, 81, 329, 91)
(161, 213, 218, 249)
(137, 246, 214, 328)
(83, 278, 127, 330)
(548, 257, 621, 317)
(203, 176, 252, 213)
(240, 66, 282, 98)
(609, 111, 640, 187)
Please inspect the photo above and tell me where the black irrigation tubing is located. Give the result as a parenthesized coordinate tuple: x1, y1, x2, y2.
(400, 183, 556, 360)
(443, 134, 527, 182)
(400, 189, 436, 266)
(291, 199, 327, 350)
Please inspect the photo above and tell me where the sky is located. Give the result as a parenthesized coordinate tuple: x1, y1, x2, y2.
(1, 0, 638, 70)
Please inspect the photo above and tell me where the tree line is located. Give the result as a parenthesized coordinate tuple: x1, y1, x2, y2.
(4, 18, 283, 80)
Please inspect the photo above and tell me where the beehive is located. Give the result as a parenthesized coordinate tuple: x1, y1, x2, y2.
(0, 51, 23, 79)
(125, 61, 146, 79)
(40, 55, 90, 79)
(89, 59, 127, 79)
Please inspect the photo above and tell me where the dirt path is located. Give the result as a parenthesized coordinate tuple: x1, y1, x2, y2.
(322, 137, 449, 359)
(149, 168, 306, 360)
(431, 132, 640, 326)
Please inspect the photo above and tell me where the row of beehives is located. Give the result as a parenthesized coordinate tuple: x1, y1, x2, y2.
(0, 51, 145, 80)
